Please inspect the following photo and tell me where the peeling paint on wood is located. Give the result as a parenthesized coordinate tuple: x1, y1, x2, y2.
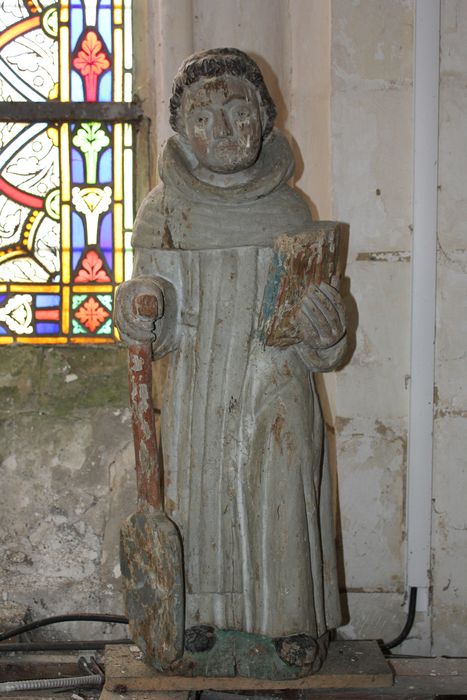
(259, 224, 344, 347)
(120, 301, 184, 669)
(120, 511, 184, 670)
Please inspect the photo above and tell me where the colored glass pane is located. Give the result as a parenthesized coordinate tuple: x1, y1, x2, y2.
(0, 0, 134, 344)
(0, 1, 58, 103)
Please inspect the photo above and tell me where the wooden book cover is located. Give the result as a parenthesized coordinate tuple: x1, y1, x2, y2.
(259, 224, 343, 347)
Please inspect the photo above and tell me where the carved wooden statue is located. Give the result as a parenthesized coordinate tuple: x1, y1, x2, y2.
(115, 48, 348, 680)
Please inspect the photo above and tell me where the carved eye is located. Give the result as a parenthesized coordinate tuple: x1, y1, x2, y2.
(195, 113, 210, 126)
(235, 109, 249, 120)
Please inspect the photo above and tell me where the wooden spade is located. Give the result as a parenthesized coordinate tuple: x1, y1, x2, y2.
(120, 293, 184, 670)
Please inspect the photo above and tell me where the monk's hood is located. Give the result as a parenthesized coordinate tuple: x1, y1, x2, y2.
(133, 129, 313, 250)
(158, 129, 295, 204)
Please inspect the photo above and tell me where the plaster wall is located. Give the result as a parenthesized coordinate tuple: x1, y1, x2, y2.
(431, 0, 467, 656)
(330, 0, 414, 646)
(331, 0, 467, 655)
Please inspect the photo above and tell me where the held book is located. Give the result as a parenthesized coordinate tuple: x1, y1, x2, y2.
(259, 223, 344, 347)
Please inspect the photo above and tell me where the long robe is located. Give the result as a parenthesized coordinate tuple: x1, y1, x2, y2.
(130, 129, 346, 639)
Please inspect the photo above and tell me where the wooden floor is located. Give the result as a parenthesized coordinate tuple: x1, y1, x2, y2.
(103, 641, 393, 693)
(100, 657, 467, 700)
(100, 657, 467, 699)
(102, 643, 467, 699)
(2, 647, 467, 699)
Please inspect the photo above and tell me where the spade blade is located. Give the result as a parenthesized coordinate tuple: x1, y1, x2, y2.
(120, 510, 184, 670)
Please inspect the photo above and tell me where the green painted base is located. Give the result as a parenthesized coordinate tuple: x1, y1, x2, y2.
(145, 628, 330, 679)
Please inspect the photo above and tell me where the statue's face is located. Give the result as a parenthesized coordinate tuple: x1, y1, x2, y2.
(181, 76, 263, 174)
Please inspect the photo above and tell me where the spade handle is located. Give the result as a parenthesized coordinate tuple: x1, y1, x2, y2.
(128, 293, 162, 511)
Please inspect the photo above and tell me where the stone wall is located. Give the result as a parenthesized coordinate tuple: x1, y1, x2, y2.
(0, 347, 134, 638)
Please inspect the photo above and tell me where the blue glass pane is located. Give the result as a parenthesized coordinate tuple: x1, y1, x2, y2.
(71, 148, 85, 183)
(71, 71, 84, 102)
(36, 294, 60, 308)
(0, 294, 7, 304)
(98, 71, 112, 102)
(98, 148, 112, 183)
(36, 323, 60, 334)
(70, 2, 84, 52)
(98, 2, 113, 52)
(72, 212, 85, 248)
(0, 325, 7, 335)
(100, 212, 113, 269)
(72, 212, 85, 269)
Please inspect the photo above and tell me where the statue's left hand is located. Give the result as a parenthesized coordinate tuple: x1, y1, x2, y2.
(297, 282, 346, 350)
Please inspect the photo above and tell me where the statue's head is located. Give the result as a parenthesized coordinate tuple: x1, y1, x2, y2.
(170, 48, 277, 174)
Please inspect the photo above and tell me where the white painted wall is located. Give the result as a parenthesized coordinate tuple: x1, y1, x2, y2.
(330, 0, 414, 646)
(330, 0, 467, 655)
(431, 0, 467, 656)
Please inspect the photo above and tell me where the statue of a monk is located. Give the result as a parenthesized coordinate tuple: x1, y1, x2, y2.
(116, 48, 347, 679)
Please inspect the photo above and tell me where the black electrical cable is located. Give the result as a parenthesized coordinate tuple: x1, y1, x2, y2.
(381, 586, 418, 653)
(0, 613, 129, 643)
(0, 593, 419, 656)
(0, 639, 132, 653)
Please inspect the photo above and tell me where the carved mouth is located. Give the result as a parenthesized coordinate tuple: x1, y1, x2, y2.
(214, 141, 241, 152)
(212, 140, 258, 159)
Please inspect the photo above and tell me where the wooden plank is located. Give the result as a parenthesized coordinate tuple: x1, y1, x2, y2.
(104, 641, 393, 692)
(101, 690, 189, 700)
(203, 692, 434, 700)
(0, 657, 81, 681)
(392, 655, 467, 676)
(0, 696, 73, 700)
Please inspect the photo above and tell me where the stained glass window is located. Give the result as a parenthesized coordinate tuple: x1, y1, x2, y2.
(0, 0, 137, 344)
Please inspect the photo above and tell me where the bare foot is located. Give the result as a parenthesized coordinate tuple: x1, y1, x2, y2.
(185, 625, 216, 653)
(273, 633, 318, 667)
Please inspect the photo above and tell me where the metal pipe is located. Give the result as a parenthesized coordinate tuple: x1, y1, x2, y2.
(0, 675, 103, 693)
(406, 0, 440, 609)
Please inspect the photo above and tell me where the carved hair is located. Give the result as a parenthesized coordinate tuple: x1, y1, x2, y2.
(170, 48, 277, 137)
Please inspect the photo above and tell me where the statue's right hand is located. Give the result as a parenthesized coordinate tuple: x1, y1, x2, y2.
(114, 277, 164, 345)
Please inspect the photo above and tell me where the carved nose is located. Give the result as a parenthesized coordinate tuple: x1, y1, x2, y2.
(213, 109, 232, 138)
